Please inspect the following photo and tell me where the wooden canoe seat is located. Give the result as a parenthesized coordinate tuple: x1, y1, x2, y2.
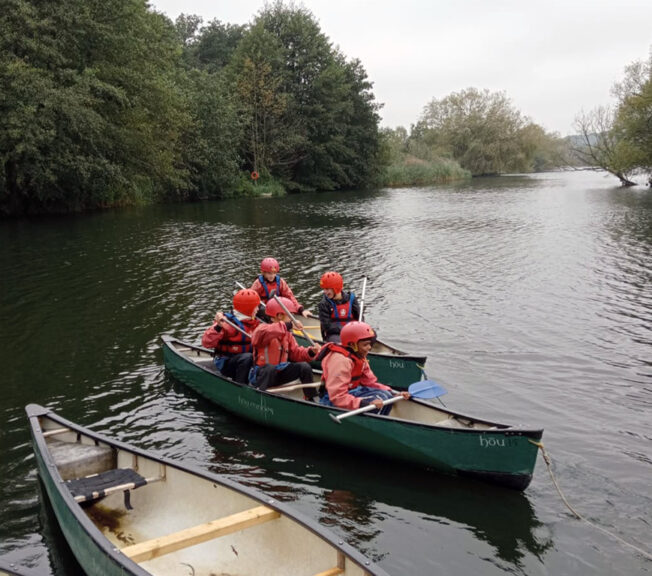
(121, 505, 281, 563)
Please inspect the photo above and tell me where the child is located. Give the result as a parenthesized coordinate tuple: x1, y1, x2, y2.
(201, 289, 261, 383)
(318, 321, 409, 414)
(250, 257, 313, 318)
(318, 271, 360, 342)
(250, 297, 321, 400)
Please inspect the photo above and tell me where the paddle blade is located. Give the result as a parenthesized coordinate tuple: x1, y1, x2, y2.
(408, 380, 447, 399)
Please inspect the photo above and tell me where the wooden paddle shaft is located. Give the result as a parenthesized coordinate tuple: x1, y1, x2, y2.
(272, 295, 316, 346)
(221, 316, 251, 339)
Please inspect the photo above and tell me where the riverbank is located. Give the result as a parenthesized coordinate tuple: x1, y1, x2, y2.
(381, 156, 471, 187)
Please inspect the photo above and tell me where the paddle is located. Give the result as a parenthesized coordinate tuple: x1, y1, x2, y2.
(272, 294, 316, 346)
(220, 316, 252, 339)
(329, 380, 447, 423)
(406, 379, 447, 399)
(359, 276, 367, 321)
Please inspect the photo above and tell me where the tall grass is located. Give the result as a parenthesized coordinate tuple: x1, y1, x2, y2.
(381, 156, 470, 187)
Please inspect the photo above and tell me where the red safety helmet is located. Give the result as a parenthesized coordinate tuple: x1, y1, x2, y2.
(341, 321, 376, 348)
(265, 296, 298, 318)
(319, 271, 343, 293)
(260, 257, 280, 273)
(233, 289, 261, 317)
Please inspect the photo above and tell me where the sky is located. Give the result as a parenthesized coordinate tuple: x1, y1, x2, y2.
(148, 0, 652, 136)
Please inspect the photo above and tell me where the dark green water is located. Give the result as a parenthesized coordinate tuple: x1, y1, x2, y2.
(1, 171, 650, 574)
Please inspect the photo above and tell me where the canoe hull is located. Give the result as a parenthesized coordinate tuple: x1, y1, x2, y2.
(163, 336, 542, 490)
(27, 404, 389, 576)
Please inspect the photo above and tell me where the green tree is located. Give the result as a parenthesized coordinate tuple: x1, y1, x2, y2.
(228, 1, 382, 191)
(572, 106, 637, 186)
(415, 88, 525, 176)
(613, 50, 652, 182)
(0, 0, 191, 214)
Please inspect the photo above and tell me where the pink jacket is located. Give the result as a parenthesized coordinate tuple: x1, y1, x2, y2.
(322, 353, 391, 410)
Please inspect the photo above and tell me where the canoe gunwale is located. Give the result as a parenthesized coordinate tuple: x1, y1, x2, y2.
(163, 335, 543, 491)
(163, 336, 543, 438)
(26, 403, 390, 576)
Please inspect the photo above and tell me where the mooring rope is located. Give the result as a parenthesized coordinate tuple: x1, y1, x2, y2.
(529, 439, 652, 561)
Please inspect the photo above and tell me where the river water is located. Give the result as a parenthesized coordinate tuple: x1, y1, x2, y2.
(0, 171, 650, 575)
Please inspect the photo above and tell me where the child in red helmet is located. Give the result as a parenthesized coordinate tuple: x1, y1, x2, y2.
(201, 289, 262, 383)
(318, 321, 409, 415)
(318, 271, 360, 342)
(250, 258, 313, 318)
(250, 296, 322, 399)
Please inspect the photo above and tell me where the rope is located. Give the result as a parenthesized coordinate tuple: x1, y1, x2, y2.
(529, 440, 652, 561)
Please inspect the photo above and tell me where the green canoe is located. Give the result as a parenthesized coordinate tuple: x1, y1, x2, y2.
(162, 335, 542, 490)
(293, 322, 427, 389)
(26, 404, 390, 576)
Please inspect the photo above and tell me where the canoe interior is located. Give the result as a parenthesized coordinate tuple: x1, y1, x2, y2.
(296, 323, 417, 358)
(172, 340, 507, 431)
(34, 412, 379, 576)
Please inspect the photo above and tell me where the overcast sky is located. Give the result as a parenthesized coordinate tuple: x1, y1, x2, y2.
(149, 0, 651, 136)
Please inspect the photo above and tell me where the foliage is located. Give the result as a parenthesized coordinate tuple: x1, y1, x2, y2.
(0, 0, 385, 215)
(0, 0, 190, 214)
(382, 156, 470, 187)
(572, 48, 652, 186)
(411, 88, 563, 176)
(572, 107, 637, 186)
(613, 50, 652, 181)
(379, 127, 470, 186)
(227, 1, 382, 191)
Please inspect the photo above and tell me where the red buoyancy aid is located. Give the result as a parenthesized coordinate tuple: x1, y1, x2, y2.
(326, 294, 355, 325)
(258, 274, 281, 303)
(214, 315, 258, 356)
(317, 342, 366, 387)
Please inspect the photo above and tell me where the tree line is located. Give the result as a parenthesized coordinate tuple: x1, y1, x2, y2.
(0, 0, 385, 215)
(4, 1, 645, 216)
(381, 88, 565, 183)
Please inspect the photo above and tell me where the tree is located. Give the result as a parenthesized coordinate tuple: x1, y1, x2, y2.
(572, 107, 637, 186)
(612, 50, 652, 183)
(227, 1, 382, 191)
(0, 0, 192, 214)
(415, 88, 526, 176)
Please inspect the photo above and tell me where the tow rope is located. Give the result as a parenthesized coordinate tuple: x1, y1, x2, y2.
(529, 439, 652, 561)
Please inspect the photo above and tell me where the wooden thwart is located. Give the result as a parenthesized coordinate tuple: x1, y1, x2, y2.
(121, 505, 280, 563)
(267, 382, 322, 394)
(43, 428, 70, 438)
(312, 569, 344, 576)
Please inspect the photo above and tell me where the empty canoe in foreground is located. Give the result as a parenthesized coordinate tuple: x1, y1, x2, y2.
(162, 335, 543, 490)
(26, 404, 390, 576)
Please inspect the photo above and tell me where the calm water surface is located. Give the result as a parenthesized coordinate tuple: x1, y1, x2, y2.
(0, 171, 650, 575)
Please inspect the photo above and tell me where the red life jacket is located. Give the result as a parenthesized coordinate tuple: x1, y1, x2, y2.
(317, 343, 366, 387)
(253, 333, 290, 367)
(258, 274, 281, 303)
(214, 315, 257, 355)
(326, 294, 355, 325)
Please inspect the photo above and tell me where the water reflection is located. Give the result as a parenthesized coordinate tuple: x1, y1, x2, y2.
(183, 395, 552, 571)
(2, 171, 650, 574)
